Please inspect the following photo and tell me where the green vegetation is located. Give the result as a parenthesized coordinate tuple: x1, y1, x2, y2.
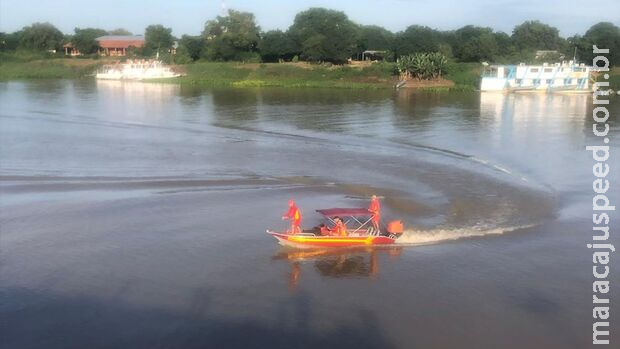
(16, 22, 64, 52)
(72, 28, 107, 54)
(445, 62, 482, 89)
(175, 61, 396, 88)
(201, 10, 260, 61)
(2, 10, 619, 67)
(570, 22, 620, 68)
(394, 25, 445, 57)
(607, 67, 620, 90)
(107, 28, 132, 36)
(511, 21, 564, 51)
(288, 8, 358, 64)
(258, 30, 296, 62)
(176, 35, 206, 63)
(451, 26, 510, 62)
(1, 7, 619, 90)
(144, 24, 175, 56)
(0, 55, 99, 80)
(396, 53, 448, 80)
(356, 25, 394, 55)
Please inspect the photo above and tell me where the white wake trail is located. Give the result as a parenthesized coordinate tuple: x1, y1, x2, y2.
(396, 225, 533, 245)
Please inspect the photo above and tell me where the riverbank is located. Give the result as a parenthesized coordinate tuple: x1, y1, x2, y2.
(3, 57, 619, 91)
(3, 54, 620, 91)
(0, 53, 104, 80)
(163, 61, 480, 90)
(0, 59, 100, 80)
(0, 55, 482, 90)
(175, 61, 398, 89)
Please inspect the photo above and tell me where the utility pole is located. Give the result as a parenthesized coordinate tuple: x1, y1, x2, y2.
(573, 46, 577, 64)
(221, 0, 227, 16)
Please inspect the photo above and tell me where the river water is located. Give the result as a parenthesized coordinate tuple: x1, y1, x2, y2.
(1, 80, 618, 348)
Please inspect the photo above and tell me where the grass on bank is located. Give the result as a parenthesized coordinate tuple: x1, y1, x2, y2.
(445, 62, 482, 90)
(176, 61, 397, 89)
(0, 51, 483, 90)
(606, 67, 620, 90)
(0, 52, 101, 80)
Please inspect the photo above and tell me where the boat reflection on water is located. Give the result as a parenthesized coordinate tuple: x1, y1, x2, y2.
(272, 246, 403, 292)
(95, 79, 180, 103)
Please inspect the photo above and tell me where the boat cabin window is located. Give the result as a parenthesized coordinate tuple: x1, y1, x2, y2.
(546, 79, 553, 85)
(530, 68, 539, 73)
(544, 68, 553, 73)
(533, 79, 541, 85)
(516, 79, 523, 85)
(482, 67, 498, 77)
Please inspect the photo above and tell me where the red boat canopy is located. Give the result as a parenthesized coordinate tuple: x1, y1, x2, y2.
(316, 208, 371, 217)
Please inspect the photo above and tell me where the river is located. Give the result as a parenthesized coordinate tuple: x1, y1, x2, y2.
(1, 80, 619, 348)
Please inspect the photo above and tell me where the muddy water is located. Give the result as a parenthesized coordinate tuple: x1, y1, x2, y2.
(1, 80, 619, 348)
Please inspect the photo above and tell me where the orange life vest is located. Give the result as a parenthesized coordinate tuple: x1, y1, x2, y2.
(285, 205, 302, 225)
(333, 221, 348, 236)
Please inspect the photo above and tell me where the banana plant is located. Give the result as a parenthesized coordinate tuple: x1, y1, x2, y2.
(396, 52, 448, 80)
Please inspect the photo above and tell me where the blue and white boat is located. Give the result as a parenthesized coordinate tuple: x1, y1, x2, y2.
(480, 61, 599, 93)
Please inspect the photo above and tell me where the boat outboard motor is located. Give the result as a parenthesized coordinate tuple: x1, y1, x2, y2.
(386, 220, 404, 239)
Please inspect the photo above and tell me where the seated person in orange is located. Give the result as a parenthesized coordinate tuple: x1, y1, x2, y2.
(318, 224, 331, 236)
(330, 216, 348, 236)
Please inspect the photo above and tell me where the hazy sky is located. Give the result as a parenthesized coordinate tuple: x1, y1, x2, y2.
(1, 0, 618, 37)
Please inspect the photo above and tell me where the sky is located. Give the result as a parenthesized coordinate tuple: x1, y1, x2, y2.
(1, 0, 618, 37)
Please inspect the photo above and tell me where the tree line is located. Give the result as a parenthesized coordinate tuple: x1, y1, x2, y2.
(1, 8, 619, 66)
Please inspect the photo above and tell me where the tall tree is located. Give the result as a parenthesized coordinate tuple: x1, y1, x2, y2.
(511, 20, 562, 51)
(258, 30, 297, 62)
(145, 24, 174, 55)
(288, 8, 358, 63)
(575, 22, 620, 66)
(451, 26, 500, 62)
(178, 35, 205, 61)
(357, 25, 394, 51)
(72, 27, 107, 54)
(394, 25, 444, 57)
(19, 22, 64, 51)
(202, 9, 260, 61)
(493, 32, 514, 58)
(0, 31, 22, 51)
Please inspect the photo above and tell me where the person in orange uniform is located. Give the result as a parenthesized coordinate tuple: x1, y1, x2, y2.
(330, 216, 348, 236)
(368, 195, 381, 232)
(282, 199, 302, 234)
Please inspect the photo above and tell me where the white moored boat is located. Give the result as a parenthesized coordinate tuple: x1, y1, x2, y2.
(96, 60, 182, 80)
(480, 61, 599, 93)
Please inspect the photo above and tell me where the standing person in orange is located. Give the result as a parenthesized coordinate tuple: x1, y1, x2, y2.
(368, 195, 381, 233)
(282, 199, 302, 234)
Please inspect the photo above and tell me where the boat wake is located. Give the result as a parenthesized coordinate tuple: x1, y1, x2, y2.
(395, 224, 533, 245)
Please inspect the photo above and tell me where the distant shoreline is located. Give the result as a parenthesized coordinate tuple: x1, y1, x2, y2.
(0, 57, 485, 91)
(3, 58, 618, 92)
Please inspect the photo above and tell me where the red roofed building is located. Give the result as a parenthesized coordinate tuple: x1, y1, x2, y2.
(96, 35, 145, 56)
(63, 43, 80, 56)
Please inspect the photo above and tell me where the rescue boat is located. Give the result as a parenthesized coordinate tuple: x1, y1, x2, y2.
(267, 208, 404, 249)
